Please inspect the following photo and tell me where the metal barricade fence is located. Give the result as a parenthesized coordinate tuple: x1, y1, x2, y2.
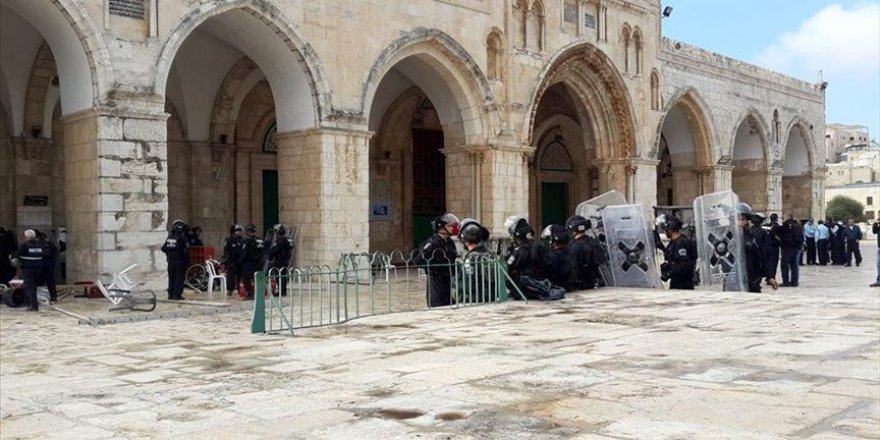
(251, 251, 526, 336)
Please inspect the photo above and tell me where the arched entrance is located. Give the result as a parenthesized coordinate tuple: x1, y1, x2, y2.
(654, 90, 715, 206)
(525, 42, 636, 222)
(731, 110, 771, 212)
(781, 120, 815, 218)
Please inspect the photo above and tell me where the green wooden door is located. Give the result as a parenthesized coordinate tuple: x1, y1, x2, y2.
(262, 170, 279, 236)
(411, 129, 446, 247)
(541, 182, 568, 229)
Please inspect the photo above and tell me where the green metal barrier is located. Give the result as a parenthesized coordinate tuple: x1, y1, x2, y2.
(251, 251, 526, 336)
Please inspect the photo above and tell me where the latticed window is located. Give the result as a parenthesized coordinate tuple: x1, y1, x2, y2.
(540, 142, 573, 171)
(262, 122, 277, 154)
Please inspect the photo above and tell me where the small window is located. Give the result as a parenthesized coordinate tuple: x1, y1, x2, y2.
(868, 196, 874, 206)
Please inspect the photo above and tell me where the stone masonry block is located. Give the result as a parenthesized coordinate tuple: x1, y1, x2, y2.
(99, 194, 124, 211)
(101, 141, 139, 159)
(100, 178, 144, 194)
(123, 119, 166, 142)
(99, 158, 122, 177)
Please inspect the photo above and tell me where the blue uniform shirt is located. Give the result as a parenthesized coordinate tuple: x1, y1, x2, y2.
(803, 223, 816, 238)
(816, 224, 830, 240)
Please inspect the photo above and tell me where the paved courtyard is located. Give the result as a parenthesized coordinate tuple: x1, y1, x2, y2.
(1, 244, 878, 439)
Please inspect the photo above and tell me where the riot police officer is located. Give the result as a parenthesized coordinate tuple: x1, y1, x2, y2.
(415, 213, 459, 307)
(504, 216, 546, 290)
(543, 225, 576, 292)
(161, 220, 189, 300)
(659, 216, 697, 290)
(16, 230, 44, 311)
(267, 225, 294, 296)
(749, 212, 772, 274)
(239, 224, 266, 300)
(36, 230, 58, 303)
(223, 225, 244, 292)
(737, 204, 778, 293)
(566, 215, 602, 290)
(459, 219, 493, 303)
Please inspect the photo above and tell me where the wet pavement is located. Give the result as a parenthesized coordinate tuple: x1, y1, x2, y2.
(1, 242, 878, 439)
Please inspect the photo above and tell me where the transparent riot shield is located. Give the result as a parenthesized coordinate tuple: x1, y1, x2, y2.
(575, 190, 627, 286)
(601, 205, 661, 289)
(693, 191, 747, 291)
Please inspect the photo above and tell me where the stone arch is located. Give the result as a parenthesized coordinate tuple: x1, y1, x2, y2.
(23, 41, 56, 139)
(652, 87, 717, 166)
(154, 0, 331, 132)
(730, 107, 772, 212)
(781, 116, 817, 171)
(209, 56, 262, 143)
(730, 107, 772, 165)
(780, 117, 816, 218)
(0, 0, 111, 115)
(524, 41, 637, 160)
(362, 28, 497, 145)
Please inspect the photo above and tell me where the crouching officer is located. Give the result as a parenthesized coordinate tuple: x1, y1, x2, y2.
(659, 216, 697, 290)
(415, 213, 460, 307)
(543, 225, 576, 292)
(161, 220, 189, 300)
(504, 216, 546, 293)
(737, 203, 778, 293)
(223, 225, 244, 292)
(16, 230, 44, 311)
(239, 224, 265, 300)
(566, 215, 602, 290)
(459, 219, 493, 302)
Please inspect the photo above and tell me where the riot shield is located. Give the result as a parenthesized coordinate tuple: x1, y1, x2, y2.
(602, 205, 661, 289)
(693, 191, 747, 291)
(574, 190, 627, 286)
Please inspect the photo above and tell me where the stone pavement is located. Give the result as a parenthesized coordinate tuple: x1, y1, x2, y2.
(1, 243, 878, 439)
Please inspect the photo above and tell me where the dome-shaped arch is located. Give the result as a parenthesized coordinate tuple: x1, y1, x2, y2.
(652, 87, 718, 167)
(781, 116, 817, 171)
(361, 28, 498, 145)
(523, 41, 637, 160)
(729, 107, 772, 164)
(154, 0, 331, 132)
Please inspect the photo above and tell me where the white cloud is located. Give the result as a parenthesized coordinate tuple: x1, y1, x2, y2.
(754, 2, 880, 82)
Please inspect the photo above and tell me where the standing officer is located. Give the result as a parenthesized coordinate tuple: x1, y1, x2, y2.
(223, 225, 244, 292)
(844, 218, 863, 267)
(459, 219, 493, 303)
(816, 220, 830, 265)
(266, 225, 294, 296)
(504, 216, 546, 290)
(542, 225, 576, 292)
(803, 219, 816, 265)
(15, 230, 44, 311)
(415, 213, 459, 307)
(566, 215, 602, 290)
(831, 220, 847, 264)
(660, 216, 697, 290)
(779, 214, 804, 287)
(239, 224, 266, 300)
(737, 204, 778, 293)
(161, 220, 189, 300)
(767, 213, 782, 278)
(36, 230, 58, 303)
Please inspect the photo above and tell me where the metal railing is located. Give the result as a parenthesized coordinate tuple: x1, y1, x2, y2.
(251, 251, 525, 336)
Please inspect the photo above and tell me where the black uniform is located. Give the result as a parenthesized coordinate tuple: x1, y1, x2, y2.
(831, 223, 846, 264)
(161, 232, 189, 300)
(460, 245, 494, 303)
(662, 235, 697, 290)
(506, 240, 546, 281)
(267, 235, 294, 295)
(415, 234, 458, 307)
(39, 237, 59, 302)
(223, 235, 244, 290)
(543, 245, 577, 292)
(742, 226, 769, 293)
(768, 221, 782, 277)
(16, 238, 44, 310)
(240, 236, 266, 299)
(569, 235, 602, 290)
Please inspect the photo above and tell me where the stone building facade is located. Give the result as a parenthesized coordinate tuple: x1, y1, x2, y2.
(0, 0, 826, 284)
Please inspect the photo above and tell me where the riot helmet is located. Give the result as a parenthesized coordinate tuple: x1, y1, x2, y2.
(751, 212, 766, 226)
(460, 220, 489, 244)
(245, 224, 257, 234)
(736, 202, 753, 219)
(432, 213, 460, 236)
(274, 224, 287, 236)
(565, 215, 591, 234)
(540, 225, 554, 241)
(549, 225, 570, 245)
(504, 215, 533, 240)
(663, 216, 684, 232)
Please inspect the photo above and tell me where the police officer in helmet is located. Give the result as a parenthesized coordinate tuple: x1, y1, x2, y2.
(239, 224, 265, 300)
(542, 225, 576, 292)
(15, 230, 44, 311)
(737, 203, 778, 293)
(458, 219, 493, 302)
(659, 216, 697, 290)
(415, 213, 460, 307)
(266, 224, 294, 296)
(223, 224, 244, 292)
(503, 216, 546, 289)
(566, 215, 603, 290)
(161, 219, 190, 300)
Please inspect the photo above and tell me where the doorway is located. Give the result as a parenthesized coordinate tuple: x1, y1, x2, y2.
(411, 129, 445, 246)
(541, 182, 568, 229)
(262, 170, 279, 235)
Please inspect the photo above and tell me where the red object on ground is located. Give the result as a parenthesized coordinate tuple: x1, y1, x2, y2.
(188, 246, 215, 266)
(238, 281, 247, 299)
(73, 281, 102, 298)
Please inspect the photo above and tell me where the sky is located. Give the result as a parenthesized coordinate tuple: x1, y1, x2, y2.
(662, 0, 880, 141)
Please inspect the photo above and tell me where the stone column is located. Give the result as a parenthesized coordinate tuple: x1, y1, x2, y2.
(480, 145, 533, 235)
(811, 167, 828, 220)
(61, 102, 169, 286)
(275, 127, 370, 267)
(767, 167, 784, 215)
(707, 164, 733, 195)
(628, 158, 659, 217)
(442, 146, 474, 220)
(593, 159, 629, 196)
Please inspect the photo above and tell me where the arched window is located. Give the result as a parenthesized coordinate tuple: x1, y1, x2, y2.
(529, 1, 545, 51)
(650, 70, 660, 110)
(633, 28, 643, 75)
(487, 31, 503, 81)
(514, 0, 528, 48)
(621, 24, 631, 73)
(262, 121, 277, 154)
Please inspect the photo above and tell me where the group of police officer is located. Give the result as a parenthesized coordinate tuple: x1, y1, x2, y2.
(161, 221, 293, 300)
(416, 199, 785, 307)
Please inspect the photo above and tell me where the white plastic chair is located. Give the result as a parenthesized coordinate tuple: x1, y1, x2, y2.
(205, 259, 227, 296)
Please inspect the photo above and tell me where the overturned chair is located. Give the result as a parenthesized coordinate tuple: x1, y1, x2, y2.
(95, 264, 157, 312)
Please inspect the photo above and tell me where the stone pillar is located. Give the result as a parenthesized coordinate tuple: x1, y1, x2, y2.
(276, 127, 370, 267)
(443, 147, 474, 220)
(627, 158, 659, 218)
(671, 166, 700, 205)
(767, 167, 784, 215)
(61, 103, 169, 286)
(480, 145, 532, 235)
(707, 164, 733, 195)
(811, 168, 827, 220)
(594, 159, 629, 196)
